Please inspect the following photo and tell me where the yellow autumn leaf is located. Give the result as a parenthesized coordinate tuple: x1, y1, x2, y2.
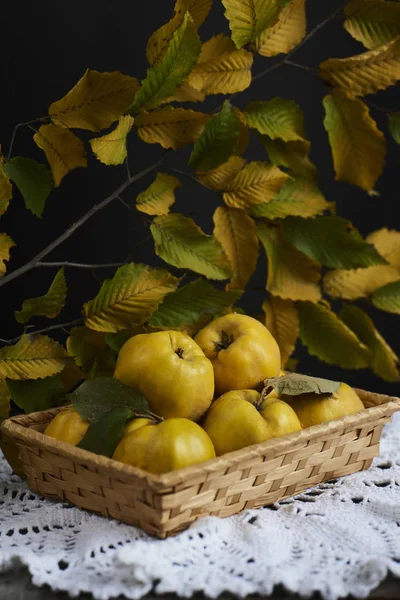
(366, 228, 400, 269)
(324, 265, 400, 300)
(136, 172, 181, 216)
(256, 0, 306, 57)
(344, 0, 400, 50)
(49, 70, 139, 132)
(135, 107, 209, 150)
(197, 156, 246, 190)
(223, 161, 289, 209)
(188, 34, 253, 95)
(222, 0, 282, 49)
(84, 263, 180, 333)
(90, 115, 134, 166)
(257, 221, 321, 302)
(213, 206, 259, 290)
(0, 233, 15, 277)
(146, 0, 212, 65)
(0, 335, 67, 380)
(234, 108, 250, 156)
(147, 13, 183, 66)
(177, 0, 213, 28)
(196, 32, 236, 60)
(323, 89, 386, 192)
(0, 153, 12, 216)
(0, 378, 11, 419)
(320, 37, 400, 96)
(324, 226, 400, 300)
(167, 81, 205, 103)
(33, 124, 87, 187)
(262, 295, 299, 366)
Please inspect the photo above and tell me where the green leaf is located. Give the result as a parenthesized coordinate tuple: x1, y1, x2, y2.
(297, 301, 371, 369)
(105, 326, 147, 354)
(189, 101, 241, 172)
(388, 112, 400, 145)
(245, 98, 306, 141)
(77, 406, 134, 458)
(7, 375, 65, 413)
(262, 372, 340, 398)
(68, 376, 149, 423)
(258, 134, 317, 179)
(249, 177, 329, 219)
(129, 13, 201, 112)
(83, 263, 179, 333)
(0, 335, 67, 380)
(151, 213, 232, 280)
(371, 279, 400, 314)
(221, 0, 282, 49)
(149, 278, 242, 328)
(66, 327, 116, 376)
(4, 157, 53, 218)
(340, 304, 399, 382)
(15, 268, 67, 324)
(282, 216, 387, 269)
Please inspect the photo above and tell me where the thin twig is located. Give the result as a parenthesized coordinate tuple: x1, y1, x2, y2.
(3, 318, 84, 346)
(252, 2, 346, 83)
(7, 117, 49, 159)
(125, 157, 131, 179)
(117, 195, 135, 212)
(0, 153, 167, 289)
(284, 60, 319, 74)
(170, 168, 207, 188)
(36, 261, 127, 269)
(364, 100, 390, 115)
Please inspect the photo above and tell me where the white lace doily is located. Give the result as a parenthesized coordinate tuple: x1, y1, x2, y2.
(1, 413, 400, 600)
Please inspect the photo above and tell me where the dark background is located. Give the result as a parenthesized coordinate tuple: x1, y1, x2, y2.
(0, 0, 399, 395)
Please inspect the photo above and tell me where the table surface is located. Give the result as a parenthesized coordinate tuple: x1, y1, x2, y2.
(0, 567, 398, 600)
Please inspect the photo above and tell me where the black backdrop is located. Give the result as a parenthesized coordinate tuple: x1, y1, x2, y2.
(1, 0, 399, 395)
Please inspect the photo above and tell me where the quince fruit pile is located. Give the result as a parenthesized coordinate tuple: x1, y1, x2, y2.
(44, 313, 365, 474)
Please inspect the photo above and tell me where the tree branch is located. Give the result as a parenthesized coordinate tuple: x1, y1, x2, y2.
(1, 318, 84, 346)
(0, 153, 167, 289)
(284, 60, 319, 75)
(170, 168, 207, 188)
(252, 2, 346, 84)
(36, 261, 127, 269)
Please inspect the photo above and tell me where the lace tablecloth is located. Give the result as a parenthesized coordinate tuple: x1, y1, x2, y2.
(1, 413, 400, 600)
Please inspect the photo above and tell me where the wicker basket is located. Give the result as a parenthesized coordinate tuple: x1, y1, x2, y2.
(1, 388, 400, 538)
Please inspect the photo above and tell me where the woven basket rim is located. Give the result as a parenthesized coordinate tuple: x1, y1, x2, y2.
(2, 388, 400, 489)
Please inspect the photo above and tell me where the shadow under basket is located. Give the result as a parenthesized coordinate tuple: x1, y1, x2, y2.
(1, 388, 400, 538)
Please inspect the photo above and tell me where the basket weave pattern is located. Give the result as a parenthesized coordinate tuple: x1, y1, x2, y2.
(1, 388, 400, 538)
